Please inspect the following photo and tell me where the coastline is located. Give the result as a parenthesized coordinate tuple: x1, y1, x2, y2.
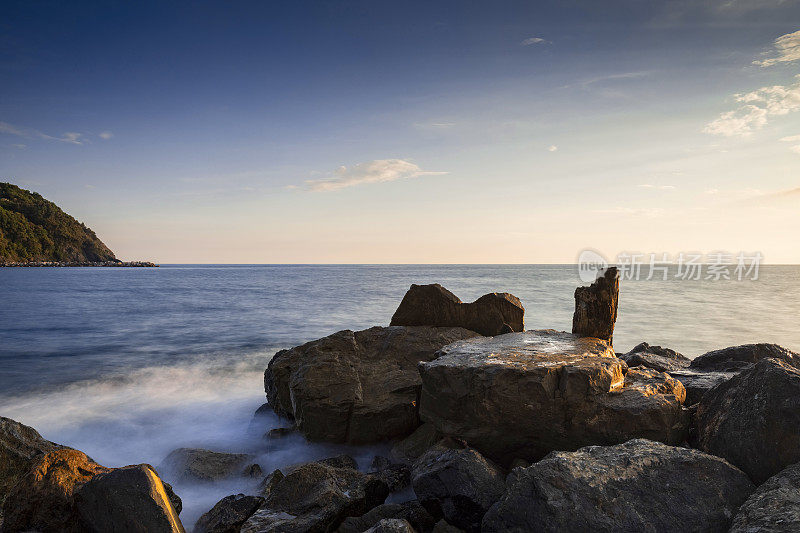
(0, 261, 158, 267)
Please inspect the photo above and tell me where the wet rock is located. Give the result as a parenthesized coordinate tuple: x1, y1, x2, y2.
(240, 461, 389, 533)
(242, 463, 263, 478)
(159, 448, 253, 483)
(419, 330, 687, 464)
(482, 439, 754, 533)
(257, 469, 285, 498)
(730, 462, 800, 532)
(621, 342, 690, 372)
(194, 493, 265, 533)
(669, 368, 736, 405)
(411, 446, 505, 533)
(572, 267, 618, 343)
(431, 520, 463, 533)
(364, 518, 416, 533)
(690, 343, 800, 372)
(389, 284, 524, 336)
(0, 416, 60, 503)
(318, 454, 359, 470)
(265, 325, 479, 444)
(337, 500, 436, 533)
(696, 358, 800, 484)
(369, 456, 411, 493)
(389, 423, 442, 465)
(266, 427, 295, 439)
(75, 464, 185, 532)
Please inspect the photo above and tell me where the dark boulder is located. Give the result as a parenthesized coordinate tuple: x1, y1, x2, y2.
(265, 326, 479, 444)
(0, 416, 60, 504)
(338, 501, 436, 533)
(482, 439, 754, 533)
(730, 462, 800, 532)
(696, 358, 800, 484)
(411, 446, 505, 533)
(194, 494, 265, 533)
(621, 342, 690, 372)
(572, 267, 618, 343)
(389, 284, 524, 337)
(389, 423, 443, 466)
(690, 343, 800, 372)
(363, 519, 416, 533)
(159, 448, 253, 483)
(369, 456, 411, 493)
(669, 368, 736, 405)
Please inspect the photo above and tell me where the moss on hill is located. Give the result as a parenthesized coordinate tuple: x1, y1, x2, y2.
(0, 182, 117, 263)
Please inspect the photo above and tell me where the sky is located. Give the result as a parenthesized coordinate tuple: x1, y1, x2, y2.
(1, 0, 800, 263)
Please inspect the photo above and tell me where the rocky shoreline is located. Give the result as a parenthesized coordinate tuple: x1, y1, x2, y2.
(2, 267, 799, 532)
(0, 261, 158, 267)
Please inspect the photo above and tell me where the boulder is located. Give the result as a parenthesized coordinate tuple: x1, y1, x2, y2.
(364, 519, 416, 533)
(75, 464, 185, 533)
(389, 284, 524, 336)
(389, 423, 442, 466)
(669, 368, 737, 405)
(418, 330, 687, 464)
(730, 462, 800, 532)
(194, 494, 265, 533)
(411, 446, 505, 533)
(696, 358, 800, 484)
(240, 461, 389, 533)
(690, 343, 800, 372)
(482, 439, 754, 533)
(338, 501, 436, 533)
(620, 342, 690, 372)
(431, 520, 464, 533)
(265, 326, 480, 444)
(369, 456, 411, 493)
(572, 267, 618, 343)
(159, 448, 253, 482)
(0, 416, 60, 503)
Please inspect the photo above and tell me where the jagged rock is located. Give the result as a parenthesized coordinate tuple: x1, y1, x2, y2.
(240, 461, 389, 533)
(690, 343, 800, 372)
(418, 330, 687, 464)
(621, 342, 690, 372)
(363, 519, 416, 533)
(389, 284, 524, 336)
(75, 464, 185, 532)
(669, 369, 737, 405)
(258, 469, 285, 498)
(266, 427, 295, 440)
(317, 454, 359, 470)
(159, 448, 253, 482)
(242, 463, 263, 478)
(411, 446, 505, 533)
(572, 267, 618, 343)
(337, 501, 436, 533)
(0, 416, 60, 503)
(369, 456, 411, 493)
(482, 439, 754, 533)
(696, 358, 800, 484)
(1, 448, 110, 532)
(389, 423, 443, 465)
(194, 493, 265, 533)
(730, 462, 800, 532)
(265, 325, 480, 444)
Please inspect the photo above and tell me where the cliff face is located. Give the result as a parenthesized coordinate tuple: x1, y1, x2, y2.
(0, 182, 117, 263)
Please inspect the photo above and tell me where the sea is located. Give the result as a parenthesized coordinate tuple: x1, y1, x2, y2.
(1, 264, 798, 525)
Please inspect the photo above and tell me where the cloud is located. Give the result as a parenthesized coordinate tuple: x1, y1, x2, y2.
(0, 120, 86, 145)
(779, 134, 800, 154)
(639, 184, 676, 190)
(11, 143, 26, 149)
(99, 131, 114, 140)
(304, 159, 447, 192)
(548, 145, 558, 152)
(521, 37, 548, 46)
(754, 29, 800, 67)
(704, 76, 800, 136)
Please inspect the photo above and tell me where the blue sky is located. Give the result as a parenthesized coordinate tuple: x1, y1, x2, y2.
(2, 0, 800, 262)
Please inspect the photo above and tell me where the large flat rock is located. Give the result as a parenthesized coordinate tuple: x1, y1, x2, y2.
(419, 330, 688, 464)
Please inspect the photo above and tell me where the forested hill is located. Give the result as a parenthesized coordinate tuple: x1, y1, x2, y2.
(0, 182, 117, 263)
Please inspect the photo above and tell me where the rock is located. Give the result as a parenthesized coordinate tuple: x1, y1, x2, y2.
(411, 446, 505, 533)
(389, 423, 442, 465)
(369, 456, 411, 493)
(163, 480, 183, 515)
(317, 454, 359, 470)
(0, 416, 60, 503)
(389, 284, 524, 337)
(730, 462, 800, 532)
(266, 427, 295, 439)
(265, 325, 480, 444)
(669, 368, 737, 405)
(572, 267, 618, 343)
(1, 448, 110, 532)
(194, 494, 265, 533)
(240, 461, 389, 533)
(419, 330, 687, 464)
(159, 448, 253, 482)
(696, 358, 800, 484)
(482, 439, 754, 533)
(258, 469, 285, 498)
(75, 464, 185, 533)
(690, 343, 800, 372)
(364, 518, 416, 533)
(242, 463, 263, 478)
(337, 501, 436, 533)
(431, 520, 463, 533)
(620, 341, 690, 372)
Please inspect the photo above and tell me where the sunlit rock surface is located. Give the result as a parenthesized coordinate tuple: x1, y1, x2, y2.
(572, 267, 618, 343)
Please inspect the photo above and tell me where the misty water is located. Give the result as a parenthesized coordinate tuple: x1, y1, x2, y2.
(1, 264, 799, 526)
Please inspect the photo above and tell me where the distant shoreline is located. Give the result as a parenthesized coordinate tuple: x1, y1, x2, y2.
(0, 261, 158, 267)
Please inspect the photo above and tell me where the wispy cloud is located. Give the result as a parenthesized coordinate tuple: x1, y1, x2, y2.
(754, 29, 800, 67)
(521, 37, 548, 46)
(0, 120, 86, 145)
(99, 131, 114, 140)
(639, 184, 676, 190)
(547, 145, 558, 152)
(780, 133, 800, 154)
(704, 75, 800, 136)
(303, 159, 447, 192)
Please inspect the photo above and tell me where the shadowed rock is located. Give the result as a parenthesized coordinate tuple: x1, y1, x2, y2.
(621, 342, 690, 372)
(364, 519, 416, 533)
(669, 369, 737, 405)
(482, 439, 754, 533)
(730, 462, 800, 533)
(572, 267, 618, 343)
(696, 358, 800, 484)
(690, 343, 800, 372)
(159, 448, 253, 483)
(194, 494, 265, 533)
(389, 284, 524, 336)
(389, 423, 443, 466)
(265, 326, 479, 444)
(338, 501, 436, 533)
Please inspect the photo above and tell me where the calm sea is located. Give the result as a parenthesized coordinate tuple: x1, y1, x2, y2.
(1, 264, 798, 524)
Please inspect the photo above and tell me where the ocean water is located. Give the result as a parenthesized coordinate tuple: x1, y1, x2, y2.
(1, 264, 799, 525)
